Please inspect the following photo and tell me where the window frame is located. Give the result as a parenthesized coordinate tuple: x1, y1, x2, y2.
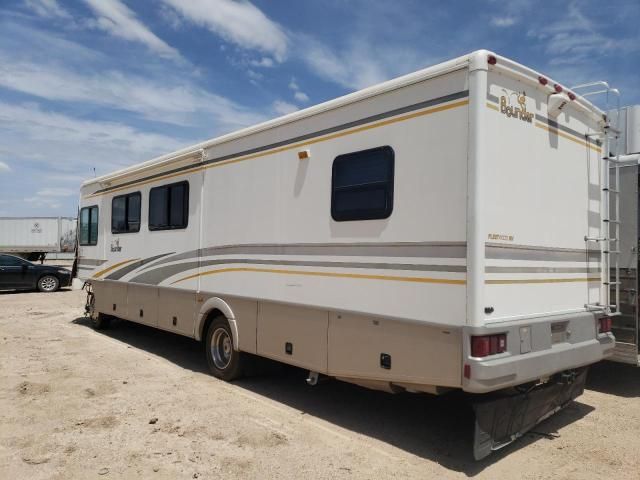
(79, 205, 99, 246)
(111, 191, 141, 234)
(148, 181, 189, 231)
(331, 145, 395, 222)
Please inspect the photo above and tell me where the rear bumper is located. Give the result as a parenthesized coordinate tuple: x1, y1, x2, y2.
(462, 311, 615, 393)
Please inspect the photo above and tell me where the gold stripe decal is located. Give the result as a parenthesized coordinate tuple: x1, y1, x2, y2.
(486, 277, 600, 285)
(171, 267, 467, 286)
(534, 122, 602, 153)
(92, 258, 140, 278)
(486, 102, 499, 111)
(89, 98, 469, 197)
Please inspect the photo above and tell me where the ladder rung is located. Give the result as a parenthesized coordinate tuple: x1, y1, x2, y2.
(604, 282, 621, 285)
(603, 219, 621, 224)
(603, 250, 620, 254)
(604, 125, 622, 135)
(602, 188, 620, 194)
(584, 236, 607, 242)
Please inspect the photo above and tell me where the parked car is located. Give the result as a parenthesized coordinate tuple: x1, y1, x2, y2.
(0, 254, 72, 292)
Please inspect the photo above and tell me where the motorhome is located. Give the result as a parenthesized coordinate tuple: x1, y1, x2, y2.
(76, 50, 616, 459)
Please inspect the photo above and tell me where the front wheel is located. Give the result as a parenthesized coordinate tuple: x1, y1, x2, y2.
(205, 316, 245, 381)
(37, 275, 59, 292)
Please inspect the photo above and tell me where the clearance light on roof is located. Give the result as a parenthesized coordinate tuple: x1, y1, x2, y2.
(538, 76, 548, 86)
(568, 92, 576, 101)
(554, 83, 563, 93)
(487, 54, 497, 65)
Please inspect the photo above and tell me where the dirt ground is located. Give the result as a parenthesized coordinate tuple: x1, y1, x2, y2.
(0, 289, 638, 479)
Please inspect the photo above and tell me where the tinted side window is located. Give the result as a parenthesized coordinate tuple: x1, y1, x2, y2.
(111, 192, 141, 233)
(149, 181, 189, 230)
(331, 146, 394, 221)
(80, 205, 99, 245)
(0, 255, 26, 266)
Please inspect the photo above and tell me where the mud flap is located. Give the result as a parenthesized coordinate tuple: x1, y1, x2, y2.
(472, 368, 588, 460)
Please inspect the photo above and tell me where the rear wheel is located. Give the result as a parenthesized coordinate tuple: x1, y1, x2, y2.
(205, 315, 244, 381)
(37, 275, 59, 292)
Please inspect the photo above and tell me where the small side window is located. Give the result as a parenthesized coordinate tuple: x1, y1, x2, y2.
(149, 181, 189, 231)
(80, 205, 99, 246)
(111, 192, 141, 234)
(331, 146, 394, 221)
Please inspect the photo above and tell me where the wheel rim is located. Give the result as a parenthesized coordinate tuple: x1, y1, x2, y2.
(211, 327, 232, 370)
(40, 276, 57, 291)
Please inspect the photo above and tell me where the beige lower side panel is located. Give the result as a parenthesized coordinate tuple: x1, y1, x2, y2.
(328, 312, 462, 388)
(126, 284, 159, 327)
(257, 302, 328, 372)
(93, 282, 463, 389)
(94, 280, 127, 318)
(157, 288, 196, 336)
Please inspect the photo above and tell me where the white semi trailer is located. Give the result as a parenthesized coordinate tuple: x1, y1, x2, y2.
(77, 50, 617, 459)
(0, 217, 76, 261)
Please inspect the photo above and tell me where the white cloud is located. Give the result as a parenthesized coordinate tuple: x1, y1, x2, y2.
(250, 57, 275, 68)
(272, 100, 298, 116)
(491, 16, 517, 27)
(0, 101, 189, 168)
(36, 187, 74, 197)
(294, 91, 310, 103)
(0, 55, 266, 130)
(297, 35, 390, 90)
(288, 77, 309, 103)
(83, 0, 181, 60)
(161, 0, 288, 62)
(0, 161, 10, 173)
(24, 0, 71, 19)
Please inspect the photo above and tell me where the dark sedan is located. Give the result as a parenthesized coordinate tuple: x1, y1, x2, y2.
(0, 254, 72, 292)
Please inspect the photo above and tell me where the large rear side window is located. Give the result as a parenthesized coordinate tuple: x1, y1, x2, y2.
(331, 146, 394, 221)
(79, 205, 99, 246)
(149, 181, 189, 230)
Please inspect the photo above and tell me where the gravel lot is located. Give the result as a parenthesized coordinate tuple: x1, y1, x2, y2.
(0, 289, 639, 479)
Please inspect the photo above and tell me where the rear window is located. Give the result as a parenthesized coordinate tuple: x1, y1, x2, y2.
(80, 205, 99, 246)
(331, 146, 395, 221)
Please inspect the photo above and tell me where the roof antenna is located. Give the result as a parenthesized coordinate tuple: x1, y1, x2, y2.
(92, 167, 96, 177)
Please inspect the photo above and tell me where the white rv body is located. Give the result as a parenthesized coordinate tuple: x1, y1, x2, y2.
(0, 217, 76, 259)
(77, 51, 614, 398)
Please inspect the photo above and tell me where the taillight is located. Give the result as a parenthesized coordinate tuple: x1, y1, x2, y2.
(471, 334, 507, 357)
(599, 317, 612, 334)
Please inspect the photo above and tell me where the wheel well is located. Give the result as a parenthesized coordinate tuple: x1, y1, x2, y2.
(200, 308, 225, 341)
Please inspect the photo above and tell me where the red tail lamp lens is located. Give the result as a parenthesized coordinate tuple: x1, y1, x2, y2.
(538, 76, 548, 86)
(599, 317, 612, 334)
(554, 84, 563, 93)
(471, 334, 507, 357)
(568, 92, 576, 101)
(487, 54, 497, 65)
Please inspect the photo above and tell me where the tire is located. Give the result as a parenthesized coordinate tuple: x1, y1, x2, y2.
(37, 275, 59, 292)
(91, 312, 111, 330)
(205, 315, 245, 381)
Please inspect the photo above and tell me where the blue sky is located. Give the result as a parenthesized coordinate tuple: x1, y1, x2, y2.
(0, 0, 638, 216)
